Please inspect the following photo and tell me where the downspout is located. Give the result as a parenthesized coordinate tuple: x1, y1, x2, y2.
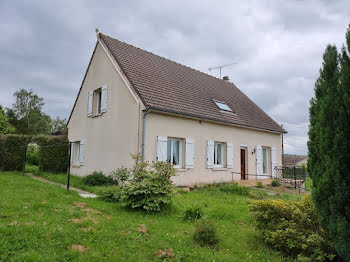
(141, 107, 152, 162)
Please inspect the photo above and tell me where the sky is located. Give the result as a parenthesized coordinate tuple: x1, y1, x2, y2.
(1, 0, 349, 155)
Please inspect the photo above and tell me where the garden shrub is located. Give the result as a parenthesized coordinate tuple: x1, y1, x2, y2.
(193, 219, 220, 248)
(256, 181, 263, 188)
(82, 171, 118, 186)
(120, 154, 175, 211)
(271, 180, 280, 187)
(249, 195, 335, 261)
(35, 135, 68, 173)
(99, 186, 122, 202)
(184, 206, 204, 221)
(0, 134, 28, 171)
(111, 167, 129, 187)
(26, 144, 39, 166)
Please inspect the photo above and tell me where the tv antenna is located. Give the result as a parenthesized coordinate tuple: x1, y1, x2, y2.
(208, 62, 237, 79)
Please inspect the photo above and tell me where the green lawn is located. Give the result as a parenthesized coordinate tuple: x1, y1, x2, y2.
(0, 172, 291, 262)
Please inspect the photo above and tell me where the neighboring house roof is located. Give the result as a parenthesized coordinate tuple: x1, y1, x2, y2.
(283, 155, 308, 166)
(69, 32, 287, 133)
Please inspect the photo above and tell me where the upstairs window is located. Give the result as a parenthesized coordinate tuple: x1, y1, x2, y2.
(94, 88, 102, 115)
(88, 85, 107, 117)
(213, 100, 232, 112)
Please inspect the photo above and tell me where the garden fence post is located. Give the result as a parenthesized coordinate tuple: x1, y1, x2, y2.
(293, 166, 296, 189)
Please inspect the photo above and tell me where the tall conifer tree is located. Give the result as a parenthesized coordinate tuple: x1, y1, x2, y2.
(308, 25, 350, 260)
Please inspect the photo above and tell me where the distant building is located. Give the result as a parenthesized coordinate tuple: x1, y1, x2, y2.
(283, 155, 308, 167)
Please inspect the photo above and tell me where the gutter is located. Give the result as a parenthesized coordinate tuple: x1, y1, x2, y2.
(141, 107, 152, 162)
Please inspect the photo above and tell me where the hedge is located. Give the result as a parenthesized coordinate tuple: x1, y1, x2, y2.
(35, 135, 69, 173)
(0, 134, 29, 171)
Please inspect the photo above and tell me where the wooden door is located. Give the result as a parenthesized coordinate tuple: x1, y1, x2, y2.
(240, 148, 246, 180)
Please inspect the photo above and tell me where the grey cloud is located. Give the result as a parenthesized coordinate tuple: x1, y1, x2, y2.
(1, 0, 349, 155)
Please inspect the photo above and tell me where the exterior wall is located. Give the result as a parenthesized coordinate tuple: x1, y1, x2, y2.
(144, 112, 282, 186)
(67, 42, 142, 176)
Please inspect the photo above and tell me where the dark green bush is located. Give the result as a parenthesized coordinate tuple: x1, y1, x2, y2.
(193, 220, 220, 248)
(26, 144, 39, 166)
(0, 134, 28, 171)
(120, 155, 175, 212)
(82, 171, 118, 186)
(99, 186, 122, 202)
(256, 181, 263, 188)
(249, 195, 335, 261)
(184, 206, 204, 221)
(35, 135, 68, 173)
(271, 180, 280, 187)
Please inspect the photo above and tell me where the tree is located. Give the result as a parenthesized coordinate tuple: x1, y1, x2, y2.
(12, 89, 51, 135)
(0, 109, 15, 134)
(51, 117, 67, 135)
(308, 25, 350, 260)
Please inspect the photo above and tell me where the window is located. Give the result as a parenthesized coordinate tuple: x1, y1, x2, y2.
(262, 147, 268, 174)
(213, 100, 232, 112)
(167, 138, 183, 168)
(214, 142, 224, 167)
(94, 88, 102, 115)
(88, 85, 107, 117)
(74, 141, 80, 166)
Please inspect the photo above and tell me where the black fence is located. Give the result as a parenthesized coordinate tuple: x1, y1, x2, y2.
(275, 166, 308, 180)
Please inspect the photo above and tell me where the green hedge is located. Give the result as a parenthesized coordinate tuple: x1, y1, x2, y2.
(0, 135, 29, 171)
(35, 135, 68, 173)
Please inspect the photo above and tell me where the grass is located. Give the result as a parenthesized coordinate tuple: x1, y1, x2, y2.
(34, 170, 110, 195)
(0, 172, 293, 262)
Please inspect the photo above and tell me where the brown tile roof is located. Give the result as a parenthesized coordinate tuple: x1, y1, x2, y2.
(99, 33, 286, 133)
(283, 155, 308, 165)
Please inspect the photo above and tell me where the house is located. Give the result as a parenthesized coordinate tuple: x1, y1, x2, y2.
(283, 155, 308, 168)
(67, 30, 287, 186)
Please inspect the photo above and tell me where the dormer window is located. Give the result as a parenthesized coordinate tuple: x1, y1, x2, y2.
(213, 100, 232, 112)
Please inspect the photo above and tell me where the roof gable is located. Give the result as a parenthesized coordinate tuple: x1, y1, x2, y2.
(98, 33, 286, 133)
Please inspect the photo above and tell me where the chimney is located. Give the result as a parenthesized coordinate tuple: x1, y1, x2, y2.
(223, 76, 229, 81)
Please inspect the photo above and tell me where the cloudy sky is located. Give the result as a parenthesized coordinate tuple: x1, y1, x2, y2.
(1, 1, 349, 154)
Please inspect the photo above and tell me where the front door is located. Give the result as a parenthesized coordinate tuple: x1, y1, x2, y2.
(240, 148, 246, 180)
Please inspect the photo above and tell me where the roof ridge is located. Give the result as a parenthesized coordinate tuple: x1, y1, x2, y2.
(99, 33, 234, 85)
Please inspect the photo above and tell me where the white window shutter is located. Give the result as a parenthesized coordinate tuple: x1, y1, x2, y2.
(185, 138, 194, 168)
(207, 141, 214, 168)
(87, 91, 93, 116)
(156, 136, 167, 162)
(227, 142, 233, 168)
(70, 143, 74, 164)
(79, 140, 85, 165)
(101, 85, 107, 113)
(256, 145, 263, 179)
(271, 147, 277, 178)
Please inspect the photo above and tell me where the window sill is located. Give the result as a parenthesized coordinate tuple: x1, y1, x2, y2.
(91, 113, 102, 118)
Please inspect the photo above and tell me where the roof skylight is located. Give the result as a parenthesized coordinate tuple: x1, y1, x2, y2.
(213, 100, 232, 112)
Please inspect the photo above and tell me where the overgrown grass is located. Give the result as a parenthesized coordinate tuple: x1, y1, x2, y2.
(0, 172, 290, 261)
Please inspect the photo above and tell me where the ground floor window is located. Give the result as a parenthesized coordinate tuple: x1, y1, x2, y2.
(74, 141, 80, 166)
(214, 142, 224, 167)
(167, 138, 182, 168)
